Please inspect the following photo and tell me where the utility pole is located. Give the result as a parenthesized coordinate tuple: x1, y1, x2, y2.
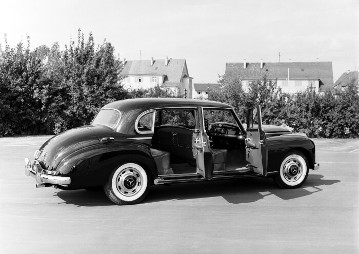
(279, 52, 281, 62)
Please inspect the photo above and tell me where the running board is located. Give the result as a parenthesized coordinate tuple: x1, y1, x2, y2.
(154, 169, 256, 185)
(154, 173, 203, 185)
(213, 167, 253, 176)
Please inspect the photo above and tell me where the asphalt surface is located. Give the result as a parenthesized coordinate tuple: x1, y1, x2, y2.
(0, 136, 358, 254)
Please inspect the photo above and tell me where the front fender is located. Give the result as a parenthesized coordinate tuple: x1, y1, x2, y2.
(266, 134, 315, 173)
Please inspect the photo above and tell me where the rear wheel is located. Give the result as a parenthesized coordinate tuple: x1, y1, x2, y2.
(104, 162, 150, 205)
(274, 152, 308, 188)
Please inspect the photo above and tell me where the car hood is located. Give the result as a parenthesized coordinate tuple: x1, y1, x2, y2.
(37, 125, 119, 170)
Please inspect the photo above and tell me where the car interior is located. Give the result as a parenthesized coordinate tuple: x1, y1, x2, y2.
(140, 108, 247, 177)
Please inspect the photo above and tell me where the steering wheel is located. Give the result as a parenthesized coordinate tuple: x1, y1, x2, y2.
(209, 122, 241, 135)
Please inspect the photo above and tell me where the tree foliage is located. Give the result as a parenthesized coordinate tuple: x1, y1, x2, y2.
(209, 74, 359, 138)
(0, 30, 128, 135)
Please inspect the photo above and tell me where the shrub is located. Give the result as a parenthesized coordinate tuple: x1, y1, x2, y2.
(209, 75, 359, 138)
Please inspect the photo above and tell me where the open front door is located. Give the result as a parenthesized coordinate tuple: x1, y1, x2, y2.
(245, 105, 267, 176)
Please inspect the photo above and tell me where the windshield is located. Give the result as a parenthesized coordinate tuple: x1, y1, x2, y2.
(92, 109, 121, 130)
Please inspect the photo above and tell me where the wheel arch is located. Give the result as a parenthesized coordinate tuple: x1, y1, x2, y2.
(67, 149, 158, 188)
(99, 151, 157, 185)
(285, 147, 314, 169)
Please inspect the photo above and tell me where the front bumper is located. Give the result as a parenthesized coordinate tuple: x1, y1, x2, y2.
(313, 163, 320, 170)
(25, 158, 71, 188)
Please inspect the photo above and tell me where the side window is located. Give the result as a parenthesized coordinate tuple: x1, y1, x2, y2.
(155, 109, 196, 129)
(203, 109, 238, 126)
(136, 110, 155, 134)
(203, 108, 241, 135)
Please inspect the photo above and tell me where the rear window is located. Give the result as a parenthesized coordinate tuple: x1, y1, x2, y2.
(92, 109, 121, 129)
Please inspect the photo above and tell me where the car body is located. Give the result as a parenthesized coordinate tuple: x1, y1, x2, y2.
(25, 98, 319, 205)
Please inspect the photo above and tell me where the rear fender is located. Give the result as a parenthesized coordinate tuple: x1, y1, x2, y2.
(57, 142, 157, 179)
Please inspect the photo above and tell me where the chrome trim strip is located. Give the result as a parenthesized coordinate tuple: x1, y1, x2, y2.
(153, 106, 198, 109)
(127, 137, 152, 140)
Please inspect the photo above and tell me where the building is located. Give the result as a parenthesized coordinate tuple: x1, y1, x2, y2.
(120, 57, 193, 98)
(225, 61, 333, 93)
(192, 83, 220, 99)
(334, 70, 358, 92)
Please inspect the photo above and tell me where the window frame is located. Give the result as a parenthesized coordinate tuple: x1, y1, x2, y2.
(135, 109, 156, 135)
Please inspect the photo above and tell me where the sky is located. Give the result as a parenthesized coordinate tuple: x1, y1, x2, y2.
(0, 0, 358, 83)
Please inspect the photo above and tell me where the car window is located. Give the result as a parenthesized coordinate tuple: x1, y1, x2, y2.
(136, 110, 155, 134)
(155, 109, 196, 129)
(203, 109, 238, 126)
(92, 109, 121, 129)
(203, 108, 241, 135)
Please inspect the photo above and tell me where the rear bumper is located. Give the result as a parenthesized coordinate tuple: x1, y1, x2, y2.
(313, 163, 320, 170)
(25, 158, 71, 187)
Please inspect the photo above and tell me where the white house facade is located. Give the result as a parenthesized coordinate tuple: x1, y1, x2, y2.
(192, 83, 220, 99)
(226, 61, 333, 94)
(120, 57, 193, 98)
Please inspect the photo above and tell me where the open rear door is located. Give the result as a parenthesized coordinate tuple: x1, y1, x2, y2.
(245, 105, 267, 176)
(192, 107, 212, 179)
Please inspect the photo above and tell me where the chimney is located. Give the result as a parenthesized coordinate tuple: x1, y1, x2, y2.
(165, 56, 169, 66)
(151, 57, 154, 66)
(260, 59, 264, 69)
(243, 59, 246, 69)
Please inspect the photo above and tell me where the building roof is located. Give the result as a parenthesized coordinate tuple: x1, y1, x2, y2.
(194, 83, 220, 92)
(334, 71, 358, 88)
(121, 59, 188, 84)
(225, 62, 334, 90)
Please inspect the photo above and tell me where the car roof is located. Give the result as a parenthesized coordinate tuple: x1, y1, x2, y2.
(104, 98, 232, 111)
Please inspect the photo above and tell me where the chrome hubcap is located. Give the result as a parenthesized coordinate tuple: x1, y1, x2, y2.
(116, 167, 143, 197)
(282, 159, 303, 183)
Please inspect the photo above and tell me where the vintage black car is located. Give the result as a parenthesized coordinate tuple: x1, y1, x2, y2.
(25, 98, 319, 205)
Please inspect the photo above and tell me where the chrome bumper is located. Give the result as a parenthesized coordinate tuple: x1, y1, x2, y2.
(25, 158, 71, 188)
(313, 163, 320, 170)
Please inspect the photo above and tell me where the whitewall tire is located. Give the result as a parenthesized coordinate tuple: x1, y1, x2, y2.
(274, 152, 309, 188)
(104, 162, 150, 205)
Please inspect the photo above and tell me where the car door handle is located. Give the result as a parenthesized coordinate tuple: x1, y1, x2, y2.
(100, 137, 115, 143)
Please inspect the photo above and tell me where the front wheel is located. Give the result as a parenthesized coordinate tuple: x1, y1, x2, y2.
(104, 162, 150, 205)
(274, 152, 309, 188)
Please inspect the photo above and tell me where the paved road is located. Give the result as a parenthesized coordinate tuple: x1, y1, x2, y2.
(0, 136, 358, 254)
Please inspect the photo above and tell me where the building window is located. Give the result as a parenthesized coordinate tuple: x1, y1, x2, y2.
(308, 82, 316, 91)
(197, 91, 201, 95)
(151, 76, 157, 83)
(138, 77, 142, 83)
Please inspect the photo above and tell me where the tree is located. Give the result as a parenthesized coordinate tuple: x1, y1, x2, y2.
(0, 37, 46, 135)
(208, 74, 281, 123)
(0, 30, 129, 136)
